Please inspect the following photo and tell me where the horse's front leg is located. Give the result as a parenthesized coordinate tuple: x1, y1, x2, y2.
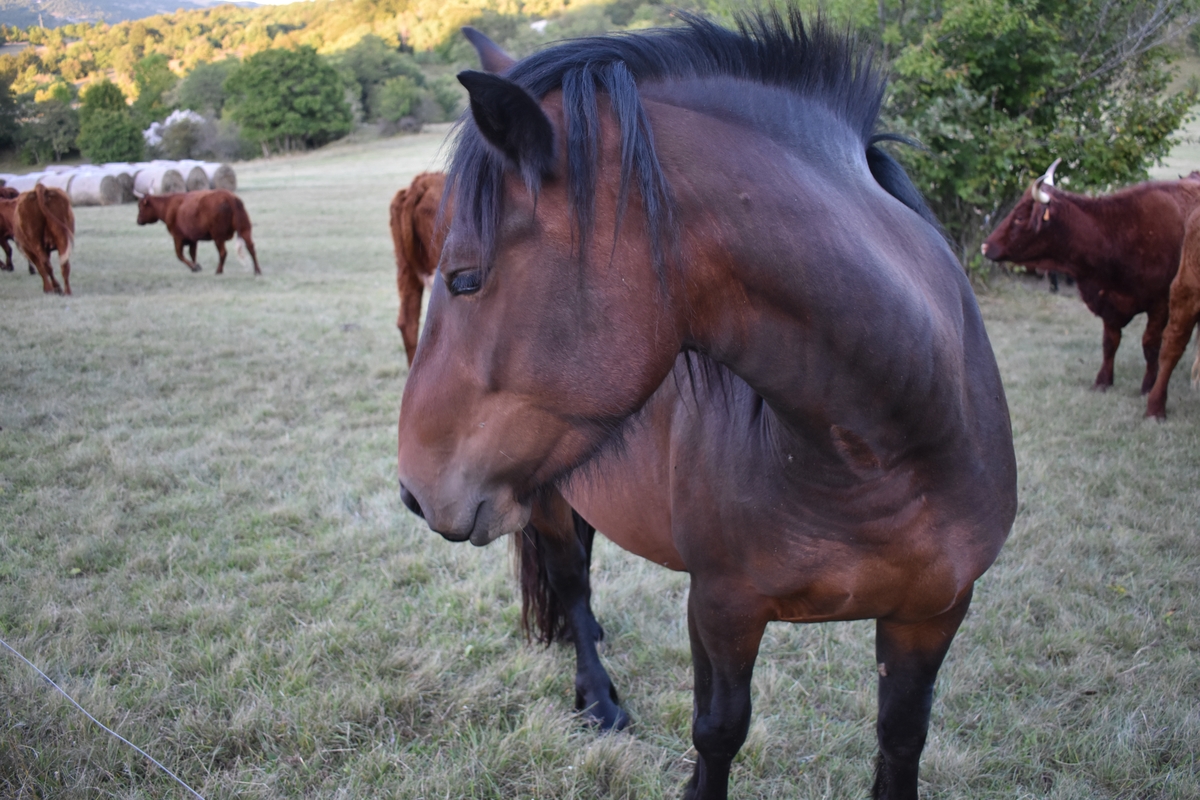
(527, 496, 629, 730)
(872, 588, 973, 800)
(684, 581, 768, 800)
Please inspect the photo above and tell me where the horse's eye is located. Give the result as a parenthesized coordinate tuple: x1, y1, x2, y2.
(448, 271, 482, 296)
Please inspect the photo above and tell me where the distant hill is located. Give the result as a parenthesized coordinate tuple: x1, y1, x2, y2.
(0, 0, 258, 27)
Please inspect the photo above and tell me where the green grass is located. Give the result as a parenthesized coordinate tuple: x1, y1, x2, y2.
(2, 128, 1199, 799)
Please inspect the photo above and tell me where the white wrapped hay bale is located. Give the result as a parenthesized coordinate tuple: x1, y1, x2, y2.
(69, 172, 123, 206)
(38, 172, 75, 191)
(182, 164, 210, 191)
(134, 165, 186, 196)
(6, 173, 45, 192)
(201, 162, 237, 191)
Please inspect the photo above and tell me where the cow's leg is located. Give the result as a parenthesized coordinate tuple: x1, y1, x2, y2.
(1048, 271, 1059, 292)
(241, 233, 261, 276)
(1141, 302, 1170, 394)
(397, 269, 425, 367)
(59, 254, 70, 296)
(1146, 285, 1200, 419)
(683, 581, 767, 800)
(188, 242, 199, 269)
(528, 501, 629, 731)
(175, 237, 200, 272)
(215, 239, 227, 275)
(1094, 321, 1122, 390)
(30, 251, 60, 294)
(1, 239, 12, 271)
(872, 589, 972, 800)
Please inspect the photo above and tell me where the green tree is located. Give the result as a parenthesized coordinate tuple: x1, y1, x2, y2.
(20, 99, 79, 164)
(131, 52, 178, 126)
(0, 72, 19, 152)
(77, 108, 144, 162)
(174, 57, 238, 117)
(77, 80, 142, 162)
(878, 0, 1200, 268)
(333, 34, 425, 121)
(223, 46, 352, 154)
(375, 74, 422, 123)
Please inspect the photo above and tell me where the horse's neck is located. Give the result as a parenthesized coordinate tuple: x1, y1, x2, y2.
(662, 122, 967, 448)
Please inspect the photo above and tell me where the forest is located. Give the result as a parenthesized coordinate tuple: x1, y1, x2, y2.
(0, 0, 1196, 266)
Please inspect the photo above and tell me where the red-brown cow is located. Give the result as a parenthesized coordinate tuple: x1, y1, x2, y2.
(1146, 203, 1200, 418)
(389, 172, 445, 365)
(982, 160, 1200, 393)
(136, 189, 261, 275)
(0, 185, 25, 273)
(11, 185, 74, 295)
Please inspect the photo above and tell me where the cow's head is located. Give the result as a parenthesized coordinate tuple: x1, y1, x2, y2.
(135, 194, 159, 225)
(981, 159, 1062, 266)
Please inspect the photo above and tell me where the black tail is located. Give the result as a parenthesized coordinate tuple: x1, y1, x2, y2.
(515, 510, 595, 644)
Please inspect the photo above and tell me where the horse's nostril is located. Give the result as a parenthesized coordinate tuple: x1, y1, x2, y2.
(399, 482, 425, 519)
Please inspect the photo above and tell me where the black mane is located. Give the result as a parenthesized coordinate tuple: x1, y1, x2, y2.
(448, 7, 931, 271)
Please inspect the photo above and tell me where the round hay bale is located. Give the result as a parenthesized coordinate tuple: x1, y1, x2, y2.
(38, 172, 74, 191)
(183, 165, 209, 191)
(202, 162, 237, 192)
(134, 166, 186, 196)
(69, 172, 122, 206)
(6, 173, 45, 192)
(97, 164, 138, 202)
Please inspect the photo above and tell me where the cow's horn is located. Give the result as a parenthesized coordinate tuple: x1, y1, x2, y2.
(1042, 158, 1062, 187)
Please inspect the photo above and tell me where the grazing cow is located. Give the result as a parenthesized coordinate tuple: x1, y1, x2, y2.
(12, 185, 74, 295)
(136, 189, 261, 275)
(1145, 204, 1200, 418)
(0, 186, 25, 273)
(389, 172, 446, 365)
(982, 160, 1200, 392)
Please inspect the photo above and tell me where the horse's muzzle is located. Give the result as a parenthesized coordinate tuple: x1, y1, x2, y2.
(399, 481, 424, 519)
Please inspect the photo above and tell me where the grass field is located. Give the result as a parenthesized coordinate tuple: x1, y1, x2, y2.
(2, 125, 1199, 799)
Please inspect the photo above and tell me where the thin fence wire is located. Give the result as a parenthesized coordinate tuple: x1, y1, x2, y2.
(0, 634, 206, 800)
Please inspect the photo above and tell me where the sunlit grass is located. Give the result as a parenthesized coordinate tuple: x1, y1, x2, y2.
(1, 131, 1198, 798)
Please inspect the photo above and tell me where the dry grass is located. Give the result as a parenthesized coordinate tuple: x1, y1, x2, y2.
(1, 128, 1198, 799)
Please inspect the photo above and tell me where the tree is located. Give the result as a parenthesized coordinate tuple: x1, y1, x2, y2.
(0, 72, 20, 152)
(20, 100, 79, 164)
(878, 0, 1200, 269)
(333, 34, 425, 122)
(77, 108, 144, 162)
(223, 46, 352, 154)
(131, 53, 178, 127)
(174, 57, 239, 117)
(79, 78, 127, 126)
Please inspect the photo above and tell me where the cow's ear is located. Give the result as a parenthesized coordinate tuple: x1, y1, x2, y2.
(458, 70, 555, 181)
(462, 27, 516, 73)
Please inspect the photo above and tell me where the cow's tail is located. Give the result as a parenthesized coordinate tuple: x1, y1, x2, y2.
(1191, 325, 1200, 389)
(233, 233, 249, 268)
(35, 183, 73, 262)
(231, 196, 251, 269)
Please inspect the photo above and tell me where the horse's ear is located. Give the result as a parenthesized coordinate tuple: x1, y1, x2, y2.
(458, 70, 555, 180)
(462, 27, 516, 73)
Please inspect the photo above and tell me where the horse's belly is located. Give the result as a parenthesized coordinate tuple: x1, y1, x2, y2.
(564, 482, 684, 571)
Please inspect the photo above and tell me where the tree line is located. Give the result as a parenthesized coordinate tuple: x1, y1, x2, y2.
(0, 0, 1197, 271)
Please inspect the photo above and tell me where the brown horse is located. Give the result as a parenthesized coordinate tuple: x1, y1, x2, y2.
(390, 172, 446, 365)
(13, 185, 74, 295)
(398, 12, 1017, 800)
(0, 186, 25, 273)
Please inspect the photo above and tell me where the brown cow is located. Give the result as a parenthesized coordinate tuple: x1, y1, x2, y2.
(389, 172, 445, 365)
(1146, 204, 1200, 418)
(0, 185, 26, 273)
(982, 160, 1200, 393)
(136, 189, 261, 275)
(11, 185, 74, 295)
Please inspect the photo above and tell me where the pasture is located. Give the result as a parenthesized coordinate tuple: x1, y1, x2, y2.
(1, 126, 1199, 799)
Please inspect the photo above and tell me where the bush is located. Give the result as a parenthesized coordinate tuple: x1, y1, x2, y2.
(78, 107, 143, 162)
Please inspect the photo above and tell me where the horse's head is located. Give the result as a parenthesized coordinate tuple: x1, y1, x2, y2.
(396, 67, 683, 546)
(135, 194, 159, 225)
(981, 159, 1062, 266)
